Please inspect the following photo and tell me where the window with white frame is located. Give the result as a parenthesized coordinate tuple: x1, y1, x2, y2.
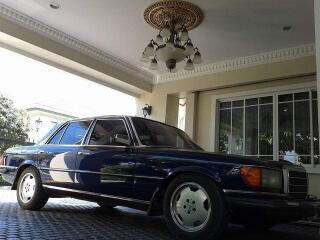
(217, 89, 319, 166)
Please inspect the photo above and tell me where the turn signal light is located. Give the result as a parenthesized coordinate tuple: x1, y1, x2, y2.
(240, 166, 262, 188)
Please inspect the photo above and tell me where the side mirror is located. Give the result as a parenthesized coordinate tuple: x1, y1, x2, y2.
(113, 134, 131, 146)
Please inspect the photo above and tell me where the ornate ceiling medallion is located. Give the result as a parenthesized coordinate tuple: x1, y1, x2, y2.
(141, 0, 204, 72)
(144, 0, 203, 31)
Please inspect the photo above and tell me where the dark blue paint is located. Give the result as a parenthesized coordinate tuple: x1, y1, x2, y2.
(0, 116, 311, 218)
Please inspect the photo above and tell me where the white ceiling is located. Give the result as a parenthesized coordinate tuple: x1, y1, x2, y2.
(0, 0, 315, 80)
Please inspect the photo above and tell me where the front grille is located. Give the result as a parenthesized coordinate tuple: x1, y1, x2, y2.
(287, 169, 308, 199)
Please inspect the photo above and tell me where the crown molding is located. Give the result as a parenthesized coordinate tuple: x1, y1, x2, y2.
(0, 3, 315, 87)
(156, 43, 315, 83)
(0, 3, 154, 84)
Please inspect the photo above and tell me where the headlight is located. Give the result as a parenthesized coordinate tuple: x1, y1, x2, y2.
(240, 166, 282, 191)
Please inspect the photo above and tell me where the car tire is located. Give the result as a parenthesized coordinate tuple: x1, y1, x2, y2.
(163, 173, 228, 240)
(17, 167, 49, 210)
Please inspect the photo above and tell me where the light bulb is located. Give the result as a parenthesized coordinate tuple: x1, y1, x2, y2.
(184, 59, 194, 71)
(193, 51, 203, 64)
(149, 58, 158, 70)
(185, 41, 194, 56)
(144, 41, 154, 57)
(160, 24, 171, 38)
(140, 52, 149, 63)
(180, 28, 189, 41)
(156, 34, 163, 45)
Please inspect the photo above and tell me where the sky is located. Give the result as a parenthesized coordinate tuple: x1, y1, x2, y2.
(0, 46, 137, 118)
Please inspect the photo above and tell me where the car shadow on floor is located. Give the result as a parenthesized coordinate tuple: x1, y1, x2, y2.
(39, 203, 319, 240)
(0, 193, 319, 240)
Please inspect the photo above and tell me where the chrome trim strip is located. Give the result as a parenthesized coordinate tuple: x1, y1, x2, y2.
(124, 117, 139, 146)
(128, 117, 143, 146)
(223, 189, 287, 197)
(42, 185, 150, 205)
(283, 165, 308, 195)
(0, 165, 18, 170)
(39, 167, 164, 180)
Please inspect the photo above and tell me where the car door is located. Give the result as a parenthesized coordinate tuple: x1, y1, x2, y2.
(38, 120, 92, 189)
(74, 118, 135, 199)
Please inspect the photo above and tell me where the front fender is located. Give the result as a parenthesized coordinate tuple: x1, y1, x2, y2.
(147, 165, 223, 216)
(167, 166, 222, 183)
(11, 160, 38, 190)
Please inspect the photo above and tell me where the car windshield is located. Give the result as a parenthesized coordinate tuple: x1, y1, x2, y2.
(36, 123, 63, 145)
(132, 117, 202, 150)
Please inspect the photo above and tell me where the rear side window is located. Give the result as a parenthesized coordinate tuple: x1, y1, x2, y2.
(48, 125, 67, 144)
(89, 120, 129, 146)
(60, 121, 91, 145)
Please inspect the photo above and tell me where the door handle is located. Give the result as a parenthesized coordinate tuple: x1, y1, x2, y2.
(78, 151, 90, 156)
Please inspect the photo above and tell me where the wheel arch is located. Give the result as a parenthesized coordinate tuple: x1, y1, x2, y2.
(12, 161, 38, 190)
(147, 166, 223, 216)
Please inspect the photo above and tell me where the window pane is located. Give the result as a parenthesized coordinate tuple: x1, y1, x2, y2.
(48, 125, 67, 144)
(312, 90, 317, 100)
(219, 109, 231, 153)
(279, 94, 293, 102)
(220, 101, 231, 109)
(245, 106, 258, 155)
(294, 92, 309, 101)
(89, 120, 129, 146)
(60, 121, 91, 145)
(300, 156, 311, 164)
(294, 101, 310, 156)
(313, 100, 319, 164)
(278, 102, 293, 154)
(132, 118, 200, 150)
(259, 104, 273, 155)
(232, 100, 243, 108)
(231, 108, 243, 155)
(259, 96, 273, 104)
(245, 98, 258, 106)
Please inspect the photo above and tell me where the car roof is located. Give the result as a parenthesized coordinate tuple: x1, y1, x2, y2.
(67, 115, 184, 132)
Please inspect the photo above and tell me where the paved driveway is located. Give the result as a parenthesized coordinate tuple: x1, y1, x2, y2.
(0, 190, 319, 240)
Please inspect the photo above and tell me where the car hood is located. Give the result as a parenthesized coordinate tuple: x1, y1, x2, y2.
(142, 147, 298, 169)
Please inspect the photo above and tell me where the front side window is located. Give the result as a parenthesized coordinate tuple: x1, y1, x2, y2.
(59, 121, 91, 145)
(89, 120, 130, 146)
(132, 117, 201, 150)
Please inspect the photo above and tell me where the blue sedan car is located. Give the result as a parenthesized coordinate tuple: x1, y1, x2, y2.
(0, 116, 315, 239)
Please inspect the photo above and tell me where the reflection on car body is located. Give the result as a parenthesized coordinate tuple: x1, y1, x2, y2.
(0, 116, 316, 240)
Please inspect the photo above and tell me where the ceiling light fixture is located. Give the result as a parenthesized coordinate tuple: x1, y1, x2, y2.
(49, 2, 60, 10)
(142, 0, 204, 72)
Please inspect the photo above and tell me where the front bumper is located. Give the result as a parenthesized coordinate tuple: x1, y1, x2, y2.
(225, 190, 316, 221)
(0, 165, 17, 186)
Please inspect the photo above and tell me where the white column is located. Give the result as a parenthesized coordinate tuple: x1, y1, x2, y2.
(316, 0, 320, 162)
(185, 93, 198, 140)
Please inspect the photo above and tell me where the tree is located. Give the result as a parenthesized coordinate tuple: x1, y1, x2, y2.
(0, 95, 30, 154)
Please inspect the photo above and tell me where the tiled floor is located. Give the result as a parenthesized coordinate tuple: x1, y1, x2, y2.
(0, 190, 319, 240)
